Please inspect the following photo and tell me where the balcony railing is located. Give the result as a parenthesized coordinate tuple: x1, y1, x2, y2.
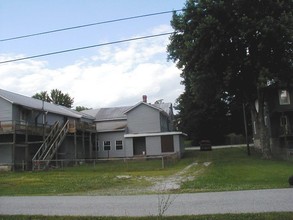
(68, 120, 96, 133)
(0, 120, 52, 135)
(0, 120, 96, 135)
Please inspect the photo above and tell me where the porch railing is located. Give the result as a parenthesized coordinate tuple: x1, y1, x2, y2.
(32, 120, 69, 170)
(0, 120, 51, 135)
(31, 121, 60, 162)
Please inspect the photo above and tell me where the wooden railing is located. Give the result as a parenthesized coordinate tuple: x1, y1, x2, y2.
(0, 120, 51, 135)
(68, 120, 96, 133)
(0, 120, 96, 135)
(33, 121, 69, 170)
(32, 121, 60, 162)
(43, 120, 69, 162)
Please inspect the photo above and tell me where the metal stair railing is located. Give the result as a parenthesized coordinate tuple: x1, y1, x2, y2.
(32, 121, 60, 163)
(41, 120, 70, 169)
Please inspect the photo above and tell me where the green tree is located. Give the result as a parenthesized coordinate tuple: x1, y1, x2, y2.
(32, 89, 74, 108)
(168, 0, 293, 158)
(32, 91, 51, 102)
(50, 89, 74, 108)
(75, 106, 92, 112)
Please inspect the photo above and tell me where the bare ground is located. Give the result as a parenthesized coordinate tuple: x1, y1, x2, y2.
(81, 162, 211, 195)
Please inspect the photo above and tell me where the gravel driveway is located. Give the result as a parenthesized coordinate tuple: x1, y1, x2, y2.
(1, 189, 292, 216)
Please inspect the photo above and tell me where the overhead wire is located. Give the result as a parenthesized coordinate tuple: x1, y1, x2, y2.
(0, 32, 174, 64)
(0, 9, 182, 42)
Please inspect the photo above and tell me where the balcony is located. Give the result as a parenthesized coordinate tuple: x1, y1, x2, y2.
(68, 120, 96, 133)
(0, 120, 96, 136)
(0, 120, 52, 136)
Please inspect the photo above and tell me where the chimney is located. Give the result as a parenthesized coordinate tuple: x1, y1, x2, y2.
(142, 95, 147, 103)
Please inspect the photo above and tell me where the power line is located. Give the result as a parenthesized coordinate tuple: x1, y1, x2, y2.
(0, 32, 173, 64)
(0, 9, 182, 42)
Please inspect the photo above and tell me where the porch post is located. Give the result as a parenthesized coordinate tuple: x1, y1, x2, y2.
(89, 132, 92, 159)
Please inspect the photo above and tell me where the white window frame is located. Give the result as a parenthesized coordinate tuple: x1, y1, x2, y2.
(115, 140, 123, 150)
(103, 141, 111, 151)
(279, 90, 290, 105)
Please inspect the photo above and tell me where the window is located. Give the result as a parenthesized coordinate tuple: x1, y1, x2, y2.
(103, 141, 111, 151)
(116, 140, 123, 150)
(279, 90, 290, 105)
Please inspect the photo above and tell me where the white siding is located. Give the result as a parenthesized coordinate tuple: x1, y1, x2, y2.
(160, 114, 169, 132)
(97, 131, 126, 158)
(124, 138, 133, 157)
(146, 136, 161, 155)
(0, 145, 12, 163)
(127, 104, 160, 134)
(96, 120, 127, 132)
(0, 98, 12, 121)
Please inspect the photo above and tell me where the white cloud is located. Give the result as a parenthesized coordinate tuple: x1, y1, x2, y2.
(0, 27, 184, 109)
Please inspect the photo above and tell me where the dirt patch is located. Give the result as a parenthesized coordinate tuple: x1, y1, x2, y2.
(85, 162, 211, 195)
(148, 162, 211, 192)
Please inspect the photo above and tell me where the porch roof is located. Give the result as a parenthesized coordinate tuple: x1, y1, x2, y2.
(124, 131, 187, 138)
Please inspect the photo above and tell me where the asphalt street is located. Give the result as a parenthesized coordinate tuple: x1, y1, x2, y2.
(1, 189, 292, 216)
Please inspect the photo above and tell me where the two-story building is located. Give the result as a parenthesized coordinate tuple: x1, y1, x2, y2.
(0, 89, 96, 170)
(83, 95, 186, 159)
(0, 89, 185, 170)
(252, 84, 293, 158)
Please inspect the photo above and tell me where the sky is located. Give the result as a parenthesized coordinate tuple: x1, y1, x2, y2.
(0, 0, 186, 109)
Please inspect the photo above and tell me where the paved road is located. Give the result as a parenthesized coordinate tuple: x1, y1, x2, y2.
(1, 189, 292, 216)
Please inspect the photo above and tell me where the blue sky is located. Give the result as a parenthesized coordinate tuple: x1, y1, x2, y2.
(0, 0, 186, 108)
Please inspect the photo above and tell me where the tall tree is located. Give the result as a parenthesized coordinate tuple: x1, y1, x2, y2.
(168, 0, 293, 158)
(32, 91, 51, 102)
(32, 89, 74, 108)
(75, 106, 92, 112)
(50, 89, 74, 108)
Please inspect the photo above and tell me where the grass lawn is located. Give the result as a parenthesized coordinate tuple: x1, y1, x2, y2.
(0, 147, 292, 196)
(181, 147, 293, 192)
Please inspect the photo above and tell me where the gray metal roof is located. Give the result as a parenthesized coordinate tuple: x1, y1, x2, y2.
(84, 102, 173, 122)
(58, 106, 95, 120)
(153, 103, 173, 115)
(0, 89, 84, 119)
(95, 106, 131, 121)
(82, 109, 100, 117)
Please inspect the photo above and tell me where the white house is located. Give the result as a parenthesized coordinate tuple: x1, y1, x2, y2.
(0, 89, 185, 170)
(83, 95, 186, 159)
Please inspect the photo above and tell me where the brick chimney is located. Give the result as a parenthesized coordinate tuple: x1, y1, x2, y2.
(142, 95, 147, 103)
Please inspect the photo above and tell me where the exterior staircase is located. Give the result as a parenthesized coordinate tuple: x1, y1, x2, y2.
(32, 120, 69, 170)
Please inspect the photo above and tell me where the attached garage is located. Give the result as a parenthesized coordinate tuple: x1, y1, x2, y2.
(124, 132, 186, 158)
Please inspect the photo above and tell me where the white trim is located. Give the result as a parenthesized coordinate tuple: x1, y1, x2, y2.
(124, 131, 187, 138)
(97, 129, 126, 133)
(124, 102, 163, 114)
(115, 140, 123, 150)
(103, 140, 111, 151)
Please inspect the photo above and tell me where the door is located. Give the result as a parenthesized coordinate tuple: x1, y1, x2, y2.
(161, 135, 174, 153)
(133, 137, 146, 155)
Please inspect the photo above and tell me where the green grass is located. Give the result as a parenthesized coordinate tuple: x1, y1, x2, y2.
(181, 147, 293, 192)
(0, 147, 292, 196)
(0, 158, 190, 196)
(1, 213, 293, 220)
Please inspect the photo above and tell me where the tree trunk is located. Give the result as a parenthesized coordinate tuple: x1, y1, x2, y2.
(257, 88, 272, 159)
